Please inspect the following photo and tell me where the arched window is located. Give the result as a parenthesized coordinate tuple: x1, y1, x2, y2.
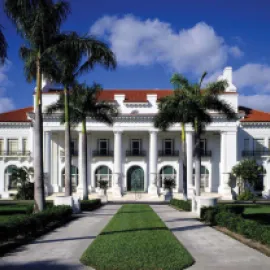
(61, 166, 79, 192)
(159, 166, 176, 187)
(4, 165, 18, 190)
(95, 166, 112, 187)
(192, 165, 209, 188)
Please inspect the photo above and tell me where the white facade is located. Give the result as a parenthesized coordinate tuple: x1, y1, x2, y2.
(1, 67, 270, 200)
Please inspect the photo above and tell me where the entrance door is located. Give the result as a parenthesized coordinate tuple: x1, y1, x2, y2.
(127, 166, 144, 192)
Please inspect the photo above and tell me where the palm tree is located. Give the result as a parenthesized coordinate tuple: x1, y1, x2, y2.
(4, 0, 70, 211)
(0, 24, 8, 65)
(178, 72, 237, 196)
(47, 82, 118, 199)
(154, 74, 208, 201)
(47, 33, 116, 196)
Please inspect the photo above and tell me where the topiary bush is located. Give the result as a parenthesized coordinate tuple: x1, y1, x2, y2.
(170, 199, 191, 211)
(237, 190, 255, 201)
(81, 199, 102, 211)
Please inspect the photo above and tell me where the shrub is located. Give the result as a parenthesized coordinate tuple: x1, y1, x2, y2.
(163, 178, 176, 190)
(81, 199, 102, 211)
(201, 205, 270, 247)
(0, 205, 72, 243)
(15, 182, 34, 200)
(237, 190, 255, 201)
(170, 199, 191, 211)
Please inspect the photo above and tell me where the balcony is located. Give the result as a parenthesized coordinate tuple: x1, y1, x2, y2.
(242, 150, 270, 157)
(158, 150, 179, 157)
(0, 151, 31, 157)
(201, 150, 212, 157)
(60, 150, 78, 157)
(126, 150, 146, 157)
(92, 150, 114, 157)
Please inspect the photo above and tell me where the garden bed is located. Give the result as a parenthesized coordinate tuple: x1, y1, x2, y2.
(81, 204, 194, 270)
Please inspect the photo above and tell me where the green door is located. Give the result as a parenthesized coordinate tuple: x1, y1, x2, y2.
(127, 166, 144, 192)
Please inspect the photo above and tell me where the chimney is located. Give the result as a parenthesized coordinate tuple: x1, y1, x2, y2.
(220, 67, 237, 92)
(42, 74, 53, 91)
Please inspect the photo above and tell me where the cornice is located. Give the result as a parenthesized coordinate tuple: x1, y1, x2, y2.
(240, 122, 270, 128)
(0, 122, 31, 127)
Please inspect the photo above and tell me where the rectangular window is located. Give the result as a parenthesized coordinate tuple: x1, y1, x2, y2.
(200, 139, 206, 153)
(163, 139, 173, 155)
(253, 139, 264, 152)
(22, 138, 27, 152)
(71, 139, 78, 155)
(131, 139, 141, 155)
(244, 139, 249, 151)
(8, 139, 18, 154)
(99, 139, 109, 155)
(0, 139, 3, 155)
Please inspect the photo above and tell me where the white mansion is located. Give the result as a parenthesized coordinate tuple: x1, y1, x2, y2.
(0, 66, 270, 200)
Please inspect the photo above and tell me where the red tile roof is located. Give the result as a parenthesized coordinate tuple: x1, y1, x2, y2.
(0, 106, 33, 122)
(240, 106, 270, 122)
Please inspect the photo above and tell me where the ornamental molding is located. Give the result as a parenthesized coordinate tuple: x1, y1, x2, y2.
(0, 122, 31, 128)
(240, 122, 270, 128)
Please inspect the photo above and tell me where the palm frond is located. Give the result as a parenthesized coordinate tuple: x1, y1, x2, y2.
(204, 80, 228, 96)
(0, 25, 8, 65)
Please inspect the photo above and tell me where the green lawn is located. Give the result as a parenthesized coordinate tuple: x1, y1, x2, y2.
(242, 205, 270, 227)
(81, 204, 194, 270)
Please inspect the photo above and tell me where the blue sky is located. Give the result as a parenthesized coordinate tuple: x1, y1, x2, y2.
(1, 0, 270, 112)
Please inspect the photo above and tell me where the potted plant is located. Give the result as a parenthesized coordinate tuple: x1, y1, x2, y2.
(98, 180, 108, 196)
(163, 177, 176, 201)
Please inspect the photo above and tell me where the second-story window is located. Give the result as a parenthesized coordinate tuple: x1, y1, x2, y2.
(244, 139, 249, 151)
(131, 139, 141, 155)
(0, 139, 3, 155)
(253, 138, 264, 152)
(163, 139, 173, 155)
(200, 139, 206, 153)
(8, 139, 18, 155)
(99, 139, 109, 155)
(71, 139, 78, 155)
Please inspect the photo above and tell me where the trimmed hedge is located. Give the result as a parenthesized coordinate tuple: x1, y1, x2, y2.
(81, 199, 102, 211)
(170, 199, 191, 211)
(201, 204, 245, 224)
(201, 205, 270, 247)
(0, 205, 72, 243)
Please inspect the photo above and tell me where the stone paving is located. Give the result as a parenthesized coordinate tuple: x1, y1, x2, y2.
(151, 204, 270, 270)
(0, 205, 121, 270)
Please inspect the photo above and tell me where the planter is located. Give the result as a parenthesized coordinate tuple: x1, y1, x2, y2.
(164, 188, 173, 201)
(98, 188, 107, 196)
(54, 195, 81, 214)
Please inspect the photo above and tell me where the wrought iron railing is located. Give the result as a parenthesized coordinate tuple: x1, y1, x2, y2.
(242, 150, 270, 157)
(92, 150, 114, 157)
(126, 150, 146, 157)
(0, 151, 31, 156)
(201, 150, 212, 157)
(60, 150, 78, 157)
(158, 150, 179, 157)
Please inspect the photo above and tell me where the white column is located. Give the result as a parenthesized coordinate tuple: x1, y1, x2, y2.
(87, 134, 92, 193)
(218, 131, 236, 199)
(148, 130, 158, 196)
(29, 125, 34, 155)
(77, 131, 83, 193)
(113, 131, 122, 197)
(44, 131, 52, 194)
(186, 131, 194, 195)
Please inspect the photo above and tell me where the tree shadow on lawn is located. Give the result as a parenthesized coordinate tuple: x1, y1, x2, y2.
(243, 213, 270, 226)
(117, 210, 154, 214)
(0, 260, 85, 270)
(100, 227, 168, 235)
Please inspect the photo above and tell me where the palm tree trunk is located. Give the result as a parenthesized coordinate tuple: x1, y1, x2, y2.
(82, 119, 88, 200)
(194, 130, 201, 196)
(64, 88, 72, 196)
(34, 54, 45, 212)
(181, 123, 188, 201)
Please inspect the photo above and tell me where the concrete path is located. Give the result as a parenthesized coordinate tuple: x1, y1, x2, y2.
(0, 205, 120, 270)
(152, 205, 270, 270)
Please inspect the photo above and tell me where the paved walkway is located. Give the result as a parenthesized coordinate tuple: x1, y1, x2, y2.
(152, 205, 270, 270)
(0, 205, 121, 270)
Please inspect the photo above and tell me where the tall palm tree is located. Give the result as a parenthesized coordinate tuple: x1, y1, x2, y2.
(154, 75, 208, 201)
(47, 83, 118, 200)
(178, 72, 237, 196)
(5, 0, 70, 211)
(47, 33, 116, 196)
(0, 24, 8, 65)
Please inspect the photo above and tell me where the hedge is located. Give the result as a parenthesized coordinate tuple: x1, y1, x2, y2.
(170, 199, 191, 211)
(0, 205, 72, 243)
(201, 205, 270, 247)
(81, 199, 102, 211)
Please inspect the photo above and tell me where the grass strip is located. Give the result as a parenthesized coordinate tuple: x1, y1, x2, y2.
(81, 204, 194, 270)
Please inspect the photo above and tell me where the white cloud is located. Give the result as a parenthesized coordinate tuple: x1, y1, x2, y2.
(239, 95, 270, 112)
(229, 46, 244, 58)
(0, 61, 15, 113)
(90, 15, 242, 74)
(234, 64, 270, 93)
